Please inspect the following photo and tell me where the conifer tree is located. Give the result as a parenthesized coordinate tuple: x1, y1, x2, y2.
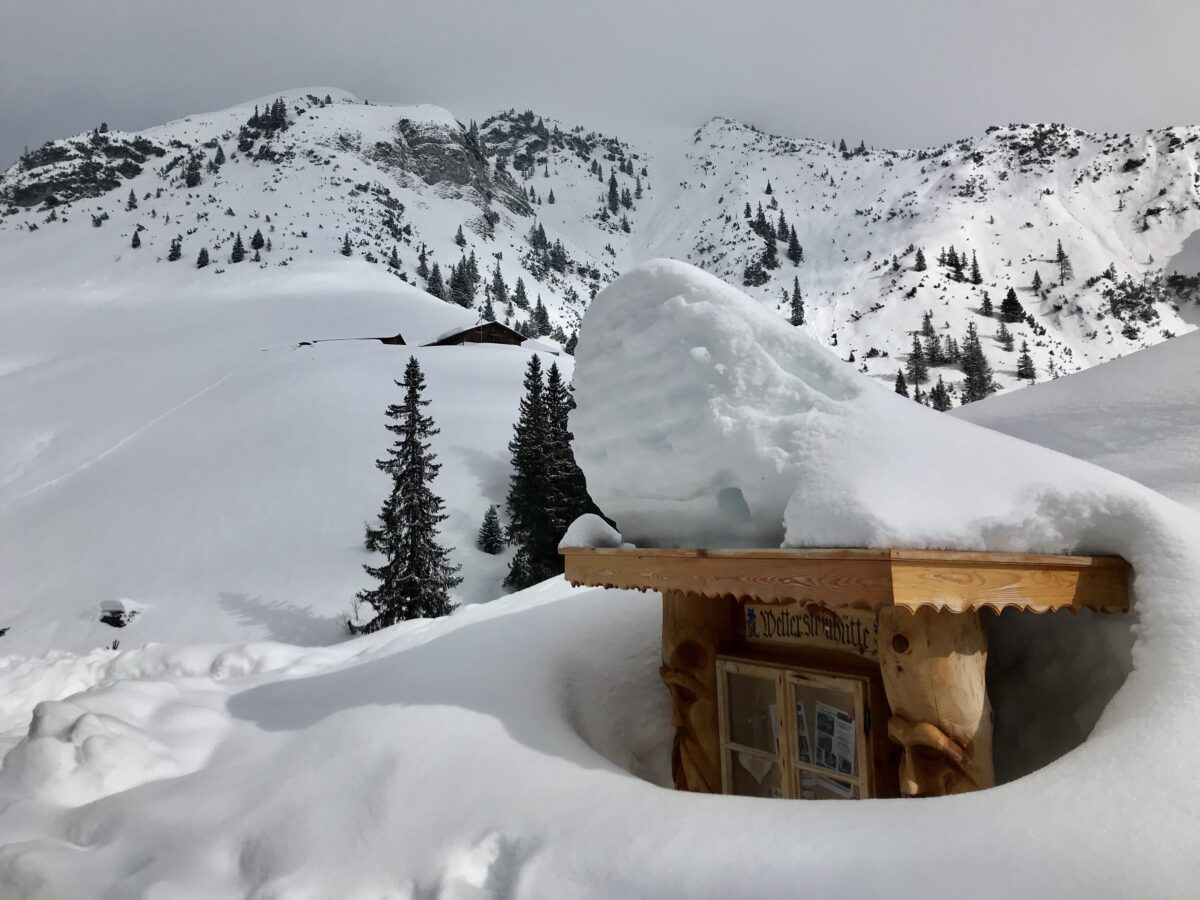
(929, 375, 952, 411)
(455, 224, 467, 248)
(894, 370, 909, 398)
(564, 331, 578, 355)
(980, 291, 993, 317)
(356, 356, 460, 630)
(789, 277, 805, 326)
(417, 245, 429, 280)
(607, 173, 619, 214)
(1016, 340, 1037, 381)
(914, 247, 927, 271)
(196, 247, 209, 268)
(168, 237, 182, 262)
(1057, 240, 1074, 282)
(130, 230, 141, 249)
(426, 262, 445, 299)
(744, 201, 752, 219)
(765, 180, 773, 195)
(230, 233, 246, 263)
(126, 189, 138, 211)
(477, 505, 504, 554)
(959, 321, 995, 403)
(341, 233, 352, 257)
(491, 263, 508, 305)
(997, 320, 1014, 351)
(761, 230, 779, 270)
(388, 246, 401, 269)
(906, 334, 929, 384)
(214, 144, 226, 166)
(505, 355, 550, 589)
(548, 188, 555, 204)
(251, 228, 265, 250)
(481, 291, 496, 322)
(970, 250, 982, 285)
(1032, 269, 1042, 293)
(787, 226, 803, 265)
(513, 277, 529, 309)
(532, 296, 551, 335)
(1000, 286, 1026, 323)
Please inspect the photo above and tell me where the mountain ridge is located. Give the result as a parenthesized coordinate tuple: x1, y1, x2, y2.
(3, 87, 1199, 399)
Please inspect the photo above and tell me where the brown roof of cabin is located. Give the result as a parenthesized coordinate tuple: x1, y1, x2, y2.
(423, 321, 526, 347)
(560, 546, 1130, 615)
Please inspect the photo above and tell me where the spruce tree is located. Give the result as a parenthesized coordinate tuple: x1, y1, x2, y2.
(607, 173, 619, 214)
(168, 237, 182, 262)
(251, 228, 265, 250)
(196, 247, 209, 268)
(980, 291, 993, 317)
(1000, 286, 1025, 323)
(230, 233, 246, 263)
(532, 296, 551, 335)
(547, 188, 556, 204)
(970, 250, 982, 285)
(477, 506, 504, 554)
(997, 320, 1014, 351)
(789, 278, 805, 325)
(959, 322, 995, 403)
(1016, 340, 1037, 381)
(505, 355, 551, 589)
(513, 277, 529, 309)
(1032, 269, 1042, 293)
(356, 356, 460, 630)
(564, 331, 578, 355)
(388, 246, 401, 269)
(416, 264, 439, 301)
(417, 245, 429, 280)
(906, 334, 929, 384)
(130, 230, 141, 249)
(1057, 241, 1074, 282)
(491, 263, 508, 305)
(126, 189, 138, 211)
(455, 224, 467, 248)
(787, 226, 803, 265)
(914, 247, 927, 271)
(929, 375, 952, 411)
(761, 230, 779, 270)
(894, 370, 909, 398)
(341, 233, 352, 257)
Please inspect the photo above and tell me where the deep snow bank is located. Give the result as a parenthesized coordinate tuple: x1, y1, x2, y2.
(571, 258, 1182, 554)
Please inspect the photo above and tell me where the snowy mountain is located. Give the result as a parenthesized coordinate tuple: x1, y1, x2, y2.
(4, 88, 1200, 400)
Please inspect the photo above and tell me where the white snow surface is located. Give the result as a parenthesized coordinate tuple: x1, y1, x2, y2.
(572, 258, 1187, 553)
(0, 258, 1198, 896)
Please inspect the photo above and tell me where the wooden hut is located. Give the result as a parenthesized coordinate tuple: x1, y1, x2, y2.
(562, 547, 1129, 800)
(422, 321, 526, 348)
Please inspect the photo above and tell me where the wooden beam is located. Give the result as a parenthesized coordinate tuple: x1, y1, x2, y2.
(561, 547, 1130, 614)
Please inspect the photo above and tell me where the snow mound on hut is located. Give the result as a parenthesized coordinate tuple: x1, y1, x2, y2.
(572, 259, 1171, 554)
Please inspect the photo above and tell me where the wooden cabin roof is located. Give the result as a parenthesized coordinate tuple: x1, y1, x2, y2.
(423, 321, 525, 347)
(560, 546, 1130, 614)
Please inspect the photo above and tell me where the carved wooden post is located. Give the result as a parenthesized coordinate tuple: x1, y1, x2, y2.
(659, 590, 733, 792)
(877, 607, 994, 796)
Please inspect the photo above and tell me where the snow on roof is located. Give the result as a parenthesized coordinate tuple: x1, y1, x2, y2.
(571, 259, 1168, 555)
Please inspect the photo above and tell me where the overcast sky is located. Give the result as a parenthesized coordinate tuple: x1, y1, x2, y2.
(3, 0, 1199, 167)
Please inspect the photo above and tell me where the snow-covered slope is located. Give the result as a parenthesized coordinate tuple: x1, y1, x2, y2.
(1, 264, 1198, 898)
(4, 89, 1200, 402)
(0, 255, 558, 656)
(955, 330, 1200, 510)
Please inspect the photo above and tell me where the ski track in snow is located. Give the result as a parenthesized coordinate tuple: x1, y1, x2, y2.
(17, 372, 235, 501)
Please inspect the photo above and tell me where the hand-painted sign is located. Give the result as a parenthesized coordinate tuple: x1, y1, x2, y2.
(744, 603, 879, 659)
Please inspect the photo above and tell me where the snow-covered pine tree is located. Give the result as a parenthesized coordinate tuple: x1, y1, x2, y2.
(789, 277, 805, 325)
(341, 233, 352, 257)
(914, 247, 927, 271)
(970, 250, 982, 285)
(455, 224, 467, 248)
(894, 370, 909, 397)
(251, 228, 265, 250)
(607, 173, 619, 214)
(356, 356, 461, 630)
(980, 291, 993, 317)
(532, 296, 551, 335)
(126, 189, 138, 211)
(130, 230, 141, 249)
(997, 320, 1014, 351)
(230, 233, 246, 263)
(787, 226, 803, 265)
(196, 247, 209, 268)
(1032, 269, 1043, 293)
(513, 277, 529, 310)
(906, 333, 929, 384)
(1016, 340, 1037, 381)
(929, 375, 952, 411)
(426, 262, 445, 299)
(167, 236, 182, 262)
(491, 263, 508, 305)
(959, 321, 995, 403)
(505, 354, 551, 590)
(477, 505, 504, 554)
(1000, 286, 1025, 322)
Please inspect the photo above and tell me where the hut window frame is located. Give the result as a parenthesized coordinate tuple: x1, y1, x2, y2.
(716, 656, 874, 800)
